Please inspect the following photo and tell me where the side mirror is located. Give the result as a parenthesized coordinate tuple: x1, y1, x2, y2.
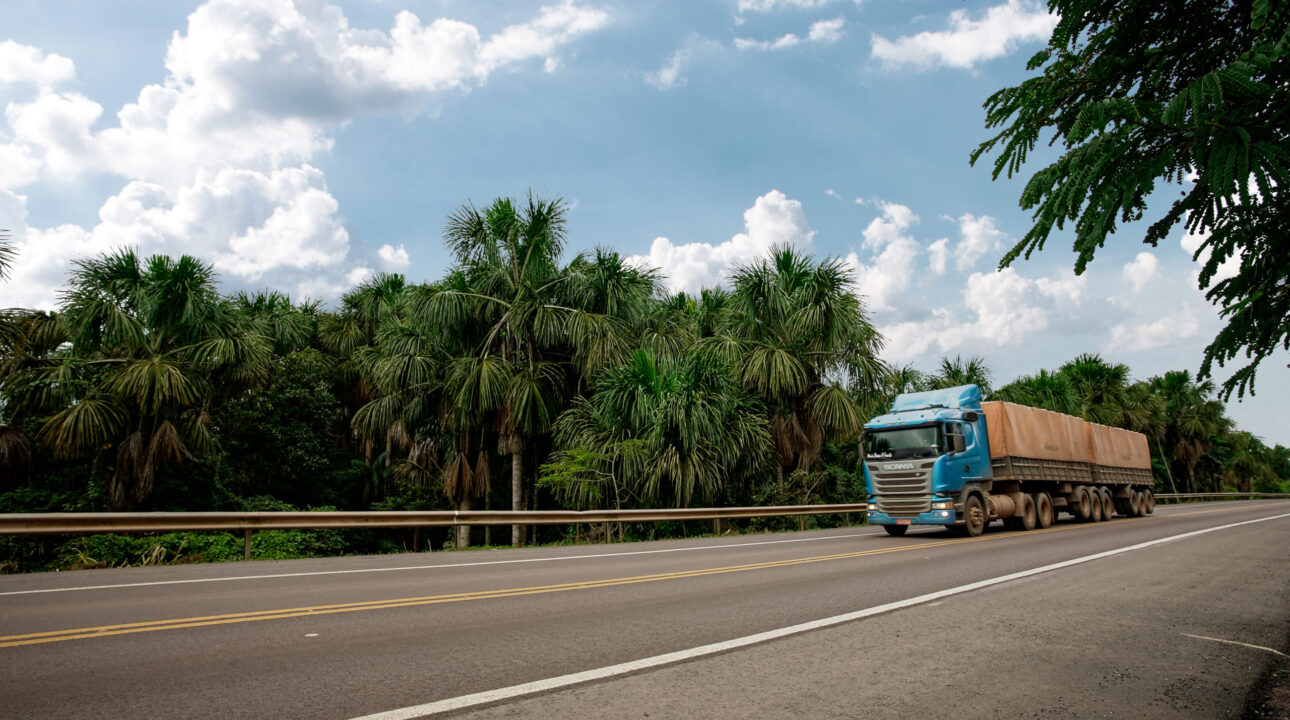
(952, 434, 966, 454)
(963, 411, 979, 423)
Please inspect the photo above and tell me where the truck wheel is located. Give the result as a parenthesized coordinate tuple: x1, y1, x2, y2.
(1017, 494, 1037, 531)
(1032, 492, 1054, 529)
(1127, 490, 1141, 517)
(1089, 491, 1103, 522)
(963, 495, 986, 537)
(1099, 488, 1114, 520)
(883, 524, 908, 537)
(1143, 489, 1156, 514)
(1072, 487, 1092, 522)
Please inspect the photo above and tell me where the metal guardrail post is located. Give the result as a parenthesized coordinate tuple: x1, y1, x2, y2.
(244, 530, 252, 560)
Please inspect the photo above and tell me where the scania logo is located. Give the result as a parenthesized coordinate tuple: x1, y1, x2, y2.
(884, 462, 915, 471)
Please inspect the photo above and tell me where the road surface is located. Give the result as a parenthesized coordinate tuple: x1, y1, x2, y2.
(1, 501, 1287, 719)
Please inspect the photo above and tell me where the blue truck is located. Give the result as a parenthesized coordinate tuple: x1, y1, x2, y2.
(862, 385, 1155, 537)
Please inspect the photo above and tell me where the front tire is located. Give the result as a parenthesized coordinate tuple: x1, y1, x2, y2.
(963, 495, 987, 537)
(883, 524, 908, 537)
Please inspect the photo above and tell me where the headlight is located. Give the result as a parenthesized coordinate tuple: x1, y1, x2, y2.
(931, 500, 953, 510)
(866, 503, 878, 511)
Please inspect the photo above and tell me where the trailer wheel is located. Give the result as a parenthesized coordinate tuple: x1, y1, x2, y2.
(1072, 486, 1093, 522)
(883, 524, 908, 537)
(1088, 491, 1103, 522)
(1099, 488, 1115, 520)
(1070, 486, 1091, 521)
(1032, 492, 1054, 529)
(963, 495, 987, 537)
(1143, 489, 1156, 514)
(1016, 494, 1037, 531)
(1127, 490, 1141, 517)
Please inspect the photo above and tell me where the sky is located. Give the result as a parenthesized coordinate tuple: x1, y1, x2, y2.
(1, 0, 1286, 445)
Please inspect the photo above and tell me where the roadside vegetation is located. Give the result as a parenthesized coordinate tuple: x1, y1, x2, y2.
(0, 199, 1286, 573)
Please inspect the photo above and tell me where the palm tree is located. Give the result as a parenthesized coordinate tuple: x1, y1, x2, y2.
(992, 368, 1077, 414)
(0, 229, 15, 282)
(1151, 370, 1232, 493)
(318, 273, 410, 504)
(545, 349, 770, 512)
(1220, 431, 1278, 493)
(23, 249, 270, 510)
(926, 355, 994, 396)
(408, 195, 641, 545)
(234, 290, 320, 356)
(0, 309, 67, 487)
(703, 245, 887, 487)
(1057, 353, 1134, 425)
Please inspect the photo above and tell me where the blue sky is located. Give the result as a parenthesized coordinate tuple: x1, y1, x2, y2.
(1, 0, 1286, 444)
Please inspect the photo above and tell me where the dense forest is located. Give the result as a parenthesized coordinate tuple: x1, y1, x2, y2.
(0, 197, 1286, 572)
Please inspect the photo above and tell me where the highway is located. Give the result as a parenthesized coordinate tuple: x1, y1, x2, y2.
(1, 500, 1288, 719)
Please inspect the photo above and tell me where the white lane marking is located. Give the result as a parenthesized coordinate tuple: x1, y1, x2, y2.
(0, 530, 881, 597)
(351, 510, 1290, 720)
(1182, 633, 1288, 658)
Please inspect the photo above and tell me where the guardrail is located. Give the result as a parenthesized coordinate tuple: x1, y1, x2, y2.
(2, 494, 1285, 559)
(0, 504, 868, 559)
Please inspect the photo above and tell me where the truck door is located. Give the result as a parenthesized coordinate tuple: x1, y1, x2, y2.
(936, 422, 977, 493)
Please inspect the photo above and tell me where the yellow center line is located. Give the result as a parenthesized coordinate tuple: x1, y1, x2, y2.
(0, 503, 1264, 649)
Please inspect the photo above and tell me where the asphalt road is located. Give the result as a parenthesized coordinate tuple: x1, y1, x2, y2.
(1, 501, 1288, 719)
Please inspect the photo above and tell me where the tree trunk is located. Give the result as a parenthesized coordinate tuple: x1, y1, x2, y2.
(456, 496, 471, 549)
(511, 449, 524, 546)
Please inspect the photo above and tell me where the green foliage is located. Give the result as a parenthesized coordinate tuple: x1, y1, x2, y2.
(218, 348, 358, 507)
(973, 0, 1290, 398)
(0, 194, 1282, 570)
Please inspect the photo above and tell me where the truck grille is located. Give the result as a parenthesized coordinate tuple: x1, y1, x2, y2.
(869, 460, 935, 516)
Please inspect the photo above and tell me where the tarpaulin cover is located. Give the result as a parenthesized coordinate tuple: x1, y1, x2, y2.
(981, 401, 1091, 462)
(1088, 422, 1152, 469)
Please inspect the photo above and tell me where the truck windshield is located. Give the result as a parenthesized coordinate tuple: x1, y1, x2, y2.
(864, 426, 941, 460)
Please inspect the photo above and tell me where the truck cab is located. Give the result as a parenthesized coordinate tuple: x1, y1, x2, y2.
(862, 385, 991, 535)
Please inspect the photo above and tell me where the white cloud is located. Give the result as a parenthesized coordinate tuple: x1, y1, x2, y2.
(1105, 305, 1201, 353)
(737, 0, 837, 12)
(378, 243, 411, 270)
(736, 16, 845, 50)
(0, 41, 76, 89)
(0, 143, 41, 189)
(1121, 251, 1159, 294)
(735, 34, 801, 51)
(646, 48, 691, 90)
(1, 167, 354, 310)
(1035, 270, 1087, 305)
(871, 0, 1056, 70)
(808, 17, 846, 44)
(954, 213, 1003, 271)
(0, 0, 610, 307)
(879, 267, 1082, 362)
(5, 91, 103, 180)
(842, 202, 921, 312)
(927, 237, 950, 276)
(628, 190, 814, 293)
